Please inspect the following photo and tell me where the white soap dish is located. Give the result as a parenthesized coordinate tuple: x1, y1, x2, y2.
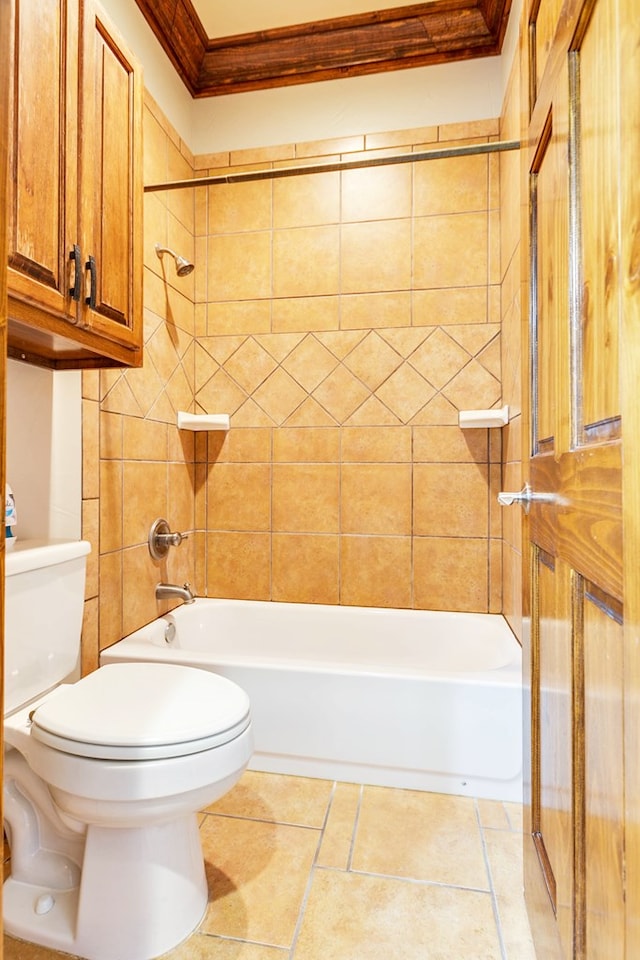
(458, 405, 509, 429)
(176, 412, 230, 431)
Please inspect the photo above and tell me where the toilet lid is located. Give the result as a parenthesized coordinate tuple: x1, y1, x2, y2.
(29, 662, 251, 760)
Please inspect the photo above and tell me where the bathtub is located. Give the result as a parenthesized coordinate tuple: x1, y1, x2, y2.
(101, 600, 523, 802)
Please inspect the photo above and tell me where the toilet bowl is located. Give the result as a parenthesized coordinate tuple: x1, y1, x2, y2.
(3, 540, 253, 960)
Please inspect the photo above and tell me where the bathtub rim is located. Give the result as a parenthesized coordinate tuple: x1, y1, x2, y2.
(103, 598, 522, 685)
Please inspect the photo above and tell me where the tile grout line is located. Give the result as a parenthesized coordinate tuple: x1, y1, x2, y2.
(201, 809, 325, 831)
(197, 930, 290, 954)
(475, 798, 509, 960)
(503, 801, 521, 833)
(315, 861, 495, 895)
(287, 780, 338, 960)
(317, 779, 339, 846)
(346, 783, 364, 872)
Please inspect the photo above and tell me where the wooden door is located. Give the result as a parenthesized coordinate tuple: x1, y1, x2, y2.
(521, 0, 640, 956)
(78, 0, 143, 353)
(1, 0, 10, 947)
(6, 0, 79, 325)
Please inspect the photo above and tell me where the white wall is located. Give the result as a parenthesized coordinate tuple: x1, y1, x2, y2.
(100, 0, 194, 146)
(501, 0, 523, 93)
(6, 360, 82, 542)
(190, 57, 504, 155)
(100, 0, 521, 156)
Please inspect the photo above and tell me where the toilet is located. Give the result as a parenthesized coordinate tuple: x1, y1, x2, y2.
(3, 539, 253, 960)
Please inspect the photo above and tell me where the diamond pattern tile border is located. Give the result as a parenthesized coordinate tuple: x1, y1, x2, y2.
(194, 326, 501, 428)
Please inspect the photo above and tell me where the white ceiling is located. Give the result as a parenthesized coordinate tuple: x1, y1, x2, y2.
(192, 1, 423, 39)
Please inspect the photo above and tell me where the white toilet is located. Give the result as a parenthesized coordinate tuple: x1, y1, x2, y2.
(3, 539, 253, 960)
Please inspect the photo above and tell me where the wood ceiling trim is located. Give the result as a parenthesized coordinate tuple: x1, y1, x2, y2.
(134, 0, 513, 97)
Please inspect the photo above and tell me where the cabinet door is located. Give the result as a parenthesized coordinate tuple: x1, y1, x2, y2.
(78, 0, 143, 352)
(7, 0, 79, 324)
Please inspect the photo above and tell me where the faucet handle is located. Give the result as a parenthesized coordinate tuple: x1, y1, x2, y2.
(148, 518, 189, 560)
(166, 531, 188, 547)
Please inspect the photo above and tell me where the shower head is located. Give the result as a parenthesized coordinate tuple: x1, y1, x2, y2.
(155, 244, 194, 277)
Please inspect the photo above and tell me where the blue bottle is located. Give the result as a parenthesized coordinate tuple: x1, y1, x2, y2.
(5, 483, 17, 548)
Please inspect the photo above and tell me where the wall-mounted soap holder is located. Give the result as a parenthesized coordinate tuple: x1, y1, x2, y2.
(148, 518, 189, 561)
(177, 411, 230, 431)
(458, 404, 509, 429)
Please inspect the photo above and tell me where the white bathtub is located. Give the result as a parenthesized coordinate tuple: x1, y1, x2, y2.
(101, 600, 523, 802)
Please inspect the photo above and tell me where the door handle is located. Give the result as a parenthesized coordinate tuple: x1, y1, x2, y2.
(497, 482, 557, 514)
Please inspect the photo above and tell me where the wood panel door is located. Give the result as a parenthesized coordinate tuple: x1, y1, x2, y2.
(78, 0, 143, 351)
(6, 0, 143, 368)
(520, 0, 640, 956)
(6, 0, 79, 325)
(1, 0, 10, 944)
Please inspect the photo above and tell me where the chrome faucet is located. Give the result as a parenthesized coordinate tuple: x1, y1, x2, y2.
(155, 582, 195, 605)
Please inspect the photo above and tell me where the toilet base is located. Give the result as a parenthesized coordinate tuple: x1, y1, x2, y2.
(4, 814, 209, 960)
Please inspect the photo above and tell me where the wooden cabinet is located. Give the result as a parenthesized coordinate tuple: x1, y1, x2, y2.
(6, 0, 143, 368)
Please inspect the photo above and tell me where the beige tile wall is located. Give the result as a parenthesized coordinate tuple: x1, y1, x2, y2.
(81, 97, 509, 670)
(81, 93, 198, 673)
(195, 120, 503, 613)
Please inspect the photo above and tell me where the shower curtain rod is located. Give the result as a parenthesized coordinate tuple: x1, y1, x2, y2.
(144, 138, 521, 193)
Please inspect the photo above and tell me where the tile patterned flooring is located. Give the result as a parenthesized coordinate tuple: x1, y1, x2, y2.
(4, 771, 536, 960)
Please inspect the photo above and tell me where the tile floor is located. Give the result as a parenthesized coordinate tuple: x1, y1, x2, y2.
(4, 771, 536, 960)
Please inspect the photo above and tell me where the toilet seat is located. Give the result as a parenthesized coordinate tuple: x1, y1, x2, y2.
(29, 662, 251, 761)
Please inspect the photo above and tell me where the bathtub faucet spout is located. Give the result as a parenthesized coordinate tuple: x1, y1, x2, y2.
(155, 582, 195, 605)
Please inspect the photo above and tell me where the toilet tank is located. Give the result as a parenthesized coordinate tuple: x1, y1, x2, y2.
(4, 540, 91, 715)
